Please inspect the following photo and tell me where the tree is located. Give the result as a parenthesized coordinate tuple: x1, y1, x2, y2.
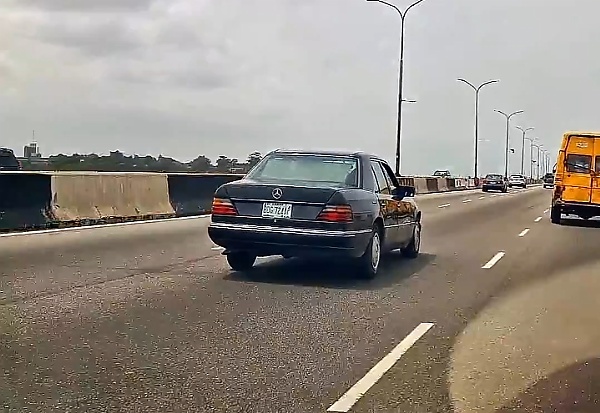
(216, 155, 235, 173)
(189, 155, 212, 172)
(246, 151, 262, 169)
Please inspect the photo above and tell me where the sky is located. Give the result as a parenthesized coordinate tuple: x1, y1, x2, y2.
(0, 0, 597, 176)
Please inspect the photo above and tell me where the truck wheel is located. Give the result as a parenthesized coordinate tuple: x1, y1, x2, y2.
(550, 206, 561, 224)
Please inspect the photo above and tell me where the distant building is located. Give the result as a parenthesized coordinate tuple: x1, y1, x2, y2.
(23, 142, 41, 158)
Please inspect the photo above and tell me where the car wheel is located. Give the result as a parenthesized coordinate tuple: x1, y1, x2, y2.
(550, 206, 561, 224)
(482, 188, 488, 192)
(401, 222, 421, 259)
(357, 226, 382, 279)
(226, 251, 257, 271)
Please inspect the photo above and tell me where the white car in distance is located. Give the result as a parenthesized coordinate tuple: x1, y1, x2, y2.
(508, 174, 527, 188)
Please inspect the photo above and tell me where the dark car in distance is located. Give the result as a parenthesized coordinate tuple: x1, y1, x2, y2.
(0, 148, 21, 171)
(482, 173, 508, 192)
(543, 172, 554, 189)
(207, 149, 422, 278)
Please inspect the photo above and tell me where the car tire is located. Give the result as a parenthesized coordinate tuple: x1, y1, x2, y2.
(401, 221, 421, 259)
(226, 251, 257, 271)
(482, 188, 488, 192)
(550, 206, 561, 224)
(357, 226, 382, 280)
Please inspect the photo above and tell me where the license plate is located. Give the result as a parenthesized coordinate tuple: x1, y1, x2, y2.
(261, 202, 292, 219)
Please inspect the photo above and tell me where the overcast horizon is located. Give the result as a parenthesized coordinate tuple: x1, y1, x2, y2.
(0, 0, 596, 176)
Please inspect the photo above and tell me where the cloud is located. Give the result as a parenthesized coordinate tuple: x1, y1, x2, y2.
(0, 0, 599, 175)
(11, 0, 155, 12)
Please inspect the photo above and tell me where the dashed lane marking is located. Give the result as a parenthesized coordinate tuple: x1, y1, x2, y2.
(482, 252, 505, 269)
(327, 322, 435, 412)
(518, 229, 530, 237)
(462, 199, 472, 203)
(438, 204, 450, 208)
(534, 216, 542, 222)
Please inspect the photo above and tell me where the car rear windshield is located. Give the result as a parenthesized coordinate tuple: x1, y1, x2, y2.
(486, 174, 502, 179)
(509, 175, 523, 179)
(247, 154, 359, 187)
(0, 150, 18, 167)
(565, 154, 591, 173)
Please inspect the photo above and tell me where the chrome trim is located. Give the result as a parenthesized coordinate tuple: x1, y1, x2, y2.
(209, 222, 371, 237)
(230, 198, 324, 206)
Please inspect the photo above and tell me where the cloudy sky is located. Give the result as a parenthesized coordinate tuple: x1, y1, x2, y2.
(0, 0, 597, 175)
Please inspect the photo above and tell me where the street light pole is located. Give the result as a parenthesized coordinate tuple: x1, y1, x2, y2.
(495, 109, 524, 179)
(525, 137, 536, 179)
(532, 143, 542, 180)
(367, 0, 428, 175)
(457, 78, 500, 179)
(515, 126, 534, 176)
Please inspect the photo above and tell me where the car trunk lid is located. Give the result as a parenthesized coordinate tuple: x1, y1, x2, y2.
(223, 179, 340, 220)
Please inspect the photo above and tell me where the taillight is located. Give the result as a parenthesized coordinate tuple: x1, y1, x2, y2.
(317, 205, 353, 222)
(211, 198, 238, 216)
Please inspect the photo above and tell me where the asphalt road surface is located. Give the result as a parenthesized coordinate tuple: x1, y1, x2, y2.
(2, 185, 599, 413)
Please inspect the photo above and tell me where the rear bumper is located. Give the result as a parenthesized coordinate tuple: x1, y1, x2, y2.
(207, 222, 372, 258)
(553, 200, 600, 217)
(482, 184, 505, 190)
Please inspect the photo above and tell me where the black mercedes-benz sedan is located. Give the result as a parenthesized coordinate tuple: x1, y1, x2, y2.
(207, 149, 422, 278)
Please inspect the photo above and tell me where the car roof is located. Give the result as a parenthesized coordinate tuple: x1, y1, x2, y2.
(270, 149, 384, 162)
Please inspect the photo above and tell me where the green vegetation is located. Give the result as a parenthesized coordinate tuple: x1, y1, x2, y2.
(21, 151, 264, 174)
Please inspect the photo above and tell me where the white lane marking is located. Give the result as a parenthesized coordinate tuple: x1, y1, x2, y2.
(543, 208, 550, 214)
(478, 196, 485, 200)
(0, 215, 210, 238)
(534, 216, 542, 222)
(327, 322, 435, 412)
(482, 252, 505, 269)
(518, 228, 530, 237)
(462, 199, 472, 203)
(211, 246, 224, 251)
(438, 204, 450, 208)
(490, 194, 497, 198)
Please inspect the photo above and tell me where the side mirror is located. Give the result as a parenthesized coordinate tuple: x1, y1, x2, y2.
(393, 185, 415, 200)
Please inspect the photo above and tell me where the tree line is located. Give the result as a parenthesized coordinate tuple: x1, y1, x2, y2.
(21, 151, 263, 174)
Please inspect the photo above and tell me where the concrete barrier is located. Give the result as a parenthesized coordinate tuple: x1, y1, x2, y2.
(0, 173, 52, 231)
(0, 172, 486, 233)
(50, 173, 174, 222)
(436, 177, 449, 192)
(413, 177, 430, 194)
(167, 174, 243, 216)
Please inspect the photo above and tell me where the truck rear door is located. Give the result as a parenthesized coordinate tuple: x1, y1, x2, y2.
(561, 135, 593, 203)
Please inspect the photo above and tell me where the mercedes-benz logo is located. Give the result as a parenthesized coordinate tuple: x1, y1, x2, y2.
(272, 188, 283, 200)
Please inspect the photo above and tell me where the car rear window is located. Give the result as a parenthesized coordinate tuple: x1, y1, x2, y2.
(486, 174, 502, 179)
(565, 154, 591, 173)
(247, 154, 359, 187)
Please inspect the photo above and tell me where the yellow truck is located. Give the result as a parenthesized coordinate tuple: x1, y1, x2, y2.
(551, 131, 600, 223)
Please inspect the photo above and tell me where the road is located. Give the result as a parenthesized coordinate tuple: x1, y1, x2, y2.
(1, 185, 599, 412)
